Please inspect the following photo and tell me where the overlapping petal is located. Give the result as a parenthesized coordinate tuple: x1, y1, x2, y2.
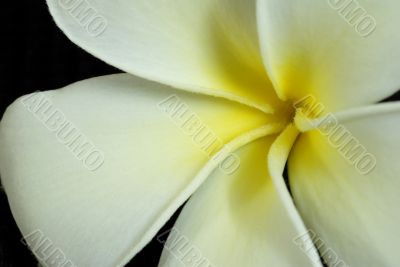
(159, 136, 322, 267)
(289, 103, 400, 266)
(257, 0, 400, 111)
(268, 124, 323, 267)
(0, 74, 274, 267)
(46, 0, 281, 112)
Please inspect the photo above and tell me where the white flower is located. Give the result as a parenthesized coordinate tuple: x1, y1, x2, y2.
(1, 1, 400, 266)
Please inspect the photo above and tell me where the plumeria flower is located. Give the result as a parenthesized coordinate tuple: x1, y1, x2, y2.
(1, 0, 400, 266)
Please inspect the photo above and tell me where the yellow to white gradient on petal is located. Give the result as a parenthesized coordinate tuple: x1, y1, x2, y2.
(1, 1, 400, 267)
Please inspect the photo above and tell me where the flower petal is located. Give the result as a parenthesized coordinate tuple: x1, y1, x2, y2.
(46, 0, 281, 113)
(0, 74, 273, 267)
(289, 102, 400, 266)
(257, 0, 400, 110)
(159, 134, 323, 267)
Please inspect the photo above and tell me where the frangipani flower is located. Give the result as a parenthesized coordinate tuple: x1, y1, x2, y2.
(1, 0, 400, 266)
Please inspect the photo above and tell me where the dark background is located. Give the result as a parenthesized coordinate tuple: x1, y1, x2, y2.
(0, 1, 181, 266)
(1, 1, 399, 267)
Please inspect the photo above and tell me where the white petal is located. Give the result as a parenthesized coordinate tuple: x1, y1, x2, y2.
(0, 74, 273, 267)
(289, 102, 400, 266)
(257, 0, 400, 110)
(46, 0, 281, 112)
(159, 135, 323, 267)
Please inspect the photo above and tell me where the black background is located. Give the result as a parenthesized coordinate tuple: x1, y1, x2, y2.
(1, 1, 399, 267)
(0, 1, 181, 266)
